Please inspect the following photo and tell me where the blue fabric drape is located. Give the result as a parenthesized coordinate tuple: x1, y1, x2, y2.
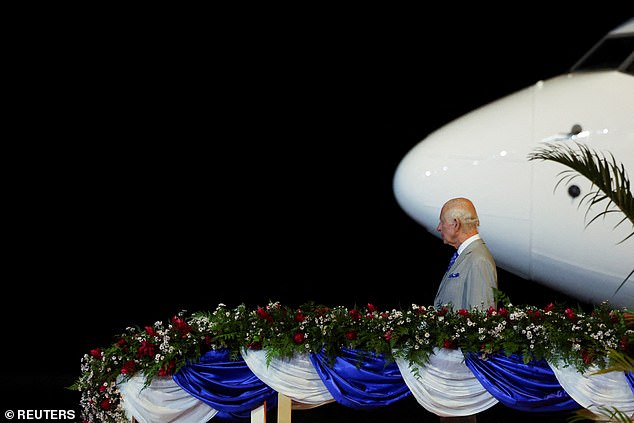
(310, 348, 410, 409)
(173, 349, 277, 421)
(465, 352, 580, 412)
(171, 348, 628, 419)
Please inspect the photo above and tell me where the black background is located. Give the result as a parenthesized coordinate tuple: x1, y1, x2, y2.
(4, 6, 632, 420)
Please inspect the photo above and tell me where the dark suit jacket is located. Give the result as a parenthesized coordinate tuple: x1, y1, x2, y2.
(434, 238, 498, 311)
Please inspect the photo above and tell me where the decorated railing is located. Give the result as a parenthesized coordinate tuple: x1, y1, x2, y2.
(70, 300, 634, 422)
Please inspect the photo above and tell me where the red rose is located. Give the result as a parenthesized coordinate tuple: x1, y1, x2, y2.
(436, 307, 449, 316)
(345, 331, 357, 340)
(171, 316, 192, 338)
(348, 309, 362, 320)
(528, 310, 542, 320)
(121, 360, 136, 375)
(257, 307, 273, 323)
(145, 326, 157, 338)
(248, 341, 262, 350)
(89, 348, 102, 360)
(443, 339, 456, 349)
(294, 310, 305, 322)
(564, 308, 577, 321)
(367, 303, 377, 312)
(293, 332, 305, 344)
(137, 340, 157, 358)
(544, 303, 555, 313)
(458, 309, 470, 317)
(619, 336, 632, 351)
(383, 330, 393, 342)
(158, 360, 176, 376)
(100, 399, 112, 410)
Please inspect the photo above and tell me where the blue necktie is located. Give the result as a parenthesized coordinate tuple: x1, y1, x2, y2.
(447, 252, 458, 271)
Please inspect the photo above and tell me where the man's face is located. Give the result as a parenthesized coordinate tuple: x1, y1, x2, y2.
(437, 207, 458, 248)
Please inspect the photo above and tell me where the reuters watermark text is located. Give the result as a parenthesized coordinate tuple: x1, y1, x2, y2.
(4, 409, 76, 420)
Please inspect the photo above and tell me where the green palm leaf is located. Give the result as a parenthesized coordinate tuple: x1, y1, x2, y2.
(567, 405, 634, 422)
(527, 141, 633, 295)
(590, 349, 634, 375)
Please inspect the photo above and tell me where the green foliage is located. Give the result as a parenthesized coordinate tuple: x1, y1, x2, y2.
(527, 141, 633, 238)
(567, 405, 633, 423)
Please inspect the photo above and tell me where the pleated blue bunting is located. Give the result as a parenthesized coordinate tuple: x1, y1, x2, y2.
(310, 348, 411, 409)
(173, 349, 277, 421)
(464, 352, 580, 412)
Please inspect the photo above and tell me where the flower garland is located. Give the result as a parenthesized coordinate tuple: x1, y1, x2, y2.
(70, 300, 633, 423)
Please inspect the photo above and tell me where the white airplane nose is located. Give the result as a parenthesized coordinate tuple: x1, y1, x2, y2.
(393, 85, 536, 280)
(393, 73, 634, 308)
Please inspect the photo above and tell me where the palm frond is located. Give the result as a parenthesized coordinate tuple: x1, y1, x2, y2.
(527, 141, 634, 295)
(567, 405, 634, 423)
(590, 349, 634, 375)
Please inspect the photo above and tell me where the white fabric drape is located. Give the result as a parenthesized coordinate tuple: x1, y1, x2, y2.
(112, 352, 634, 421)
(240, 349, 334, 405)
(118, 373, 218, 423)
(395, 348, 498, 417)
(548, 361, 634, 416)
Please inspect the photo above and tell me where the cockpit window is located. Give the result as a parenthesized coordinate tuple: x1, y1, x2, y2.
(571, 35, 634, 75)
